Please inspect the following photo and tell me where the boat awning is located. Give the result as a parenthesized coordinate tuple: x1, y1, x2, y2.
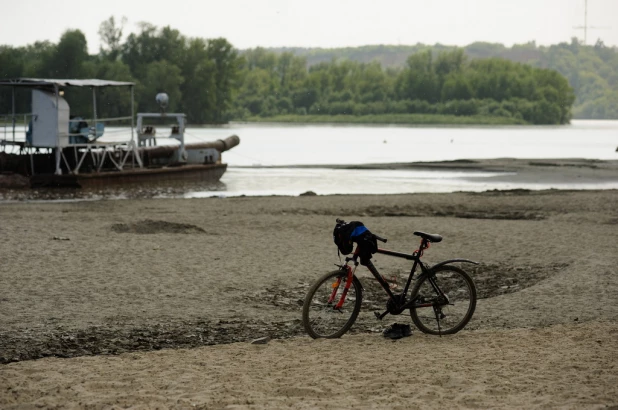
(0, 78, 135, 88)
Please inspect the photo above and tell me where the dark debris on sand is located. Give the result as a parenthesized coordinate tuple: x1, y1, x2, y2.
(0, 261, 567, 364)
(0, 318, 304, 365)
(111, 220, 207, 234)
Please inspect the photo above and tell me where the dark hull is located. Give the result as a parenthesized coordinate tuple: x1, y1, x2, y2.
(30, 163, 227, 188)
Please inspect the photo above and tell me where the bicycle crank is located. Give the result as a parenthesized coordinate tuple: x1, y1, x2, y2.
(374, 295, 406, 320)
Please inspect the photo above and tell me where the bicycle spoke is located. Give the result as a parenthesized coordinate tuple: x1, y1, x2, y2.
(302, 271, 362, 338)
(410, 266, 476, 335)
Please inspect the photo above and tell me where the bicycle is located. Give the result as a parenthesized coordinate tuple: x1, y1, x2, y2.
(302, 219, 478, 338)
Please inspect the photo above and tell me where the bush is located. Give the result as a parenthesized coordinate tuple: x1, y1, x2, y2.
(328, 101, 356, 115)
(228, 107, 251, 120)
(276, 97, 293, 113)
(309, 103, 325, 115)
(491, 108, 512, 118)
(387, 100, 409, 114)
(477, 99, 501, 116)
(328, 90, 355, 103)
(404, 99, 435, 114)
(440, 99, 480, 116)
(242, 96, 264, 115)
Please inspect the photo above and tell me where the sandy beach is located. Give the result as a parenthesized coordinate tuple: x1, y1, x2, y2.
(1, 159, 617, 408)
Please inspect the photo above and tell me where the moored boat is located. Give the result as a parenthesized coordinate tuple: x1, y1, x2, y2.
(0, 78, 239, 188)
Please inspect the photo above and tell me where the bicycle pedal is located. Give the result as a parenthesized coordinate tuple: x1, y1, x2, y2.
(374, 311, 388, 320)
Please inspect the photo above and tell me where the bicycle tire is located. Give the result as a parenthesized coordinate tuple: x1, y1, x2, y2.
(410, 265, 477, 335)
(302, 270, 363, 339)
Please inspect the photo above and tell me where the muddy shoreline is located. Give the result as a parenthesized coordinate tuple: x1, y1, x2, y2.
(1, 157, 618, 201)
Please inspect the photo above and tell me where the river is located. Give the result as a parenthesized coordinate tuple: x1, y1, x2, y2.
(183, 120, 618, 196)
(2, 120, 617, 197)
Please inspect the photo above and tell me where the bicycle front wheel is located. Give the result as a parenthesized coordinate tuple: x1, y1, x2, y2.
(410, 265, 477, 335)
(302, 270, 363, 339)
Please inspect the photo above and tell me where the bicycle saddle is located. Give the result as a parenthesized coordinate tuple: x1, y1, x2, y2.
(413, 231, 443, 243)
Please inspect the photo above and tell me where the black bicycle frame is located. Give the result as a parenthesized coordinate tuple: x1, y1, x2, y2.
(371, 246, 428, 302)
(346, 239, 478, 310)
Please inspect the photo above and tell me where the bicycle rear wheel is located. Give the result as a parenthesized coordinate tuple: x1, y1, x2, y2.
(410, 265, 476, 335)
(302, 270, 363, 339)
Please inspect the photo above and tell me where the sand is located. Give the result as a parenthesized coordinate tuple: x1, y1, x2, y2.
(1, 160, 618, 408)
(1, 322, 616, 409)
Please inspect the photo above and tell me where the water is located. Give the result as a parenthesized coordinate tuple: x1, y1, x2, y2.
(184, 120, 618, 196)
(195, 120, 618, 167)
(2, 120, 617, 197)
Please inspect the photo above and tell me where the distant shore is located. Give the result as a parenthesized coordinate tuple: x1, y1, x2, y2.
(242, 113, 527, 125)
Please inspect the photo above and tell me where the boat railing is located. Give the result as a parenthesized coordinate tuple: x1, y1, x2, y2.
(1, 112, 135, 141)
(58, 115, 142, 175)
(1, 112, 143, 175)
(66, 116, 134, 144)
(0, 113, 35, 153)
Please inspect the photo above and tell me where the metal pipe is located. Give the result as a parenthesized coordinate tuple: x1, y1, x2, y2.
(55, 84, 61, 175)
(179, 116, 185, 162)
(130, 86, 135, 143)
(130, 85, 137, 168)
(69, 116, 132, 123)
(138, 135, 240, 159)
(11, 86, 15, 142)
(30, 148, 35, 176)
(92, 87, 98, 143)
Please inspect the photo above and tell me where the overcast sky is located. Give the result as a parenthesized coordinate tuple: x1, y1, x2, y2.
(1, 0, 617, 53)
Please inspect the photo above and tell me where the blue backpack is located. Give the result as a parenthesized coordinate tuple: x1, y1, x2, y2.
(333, 221, 375, 256)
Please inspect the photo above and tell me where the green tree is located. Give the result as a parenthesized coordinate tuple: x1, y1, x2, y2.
(179, 38, 216, 123)
(94, 59, 134, 120)
(139, 60, 183, 113)
(98, 16, 127, 61)
(121, 23, 186, 78)
(0, 46, 24, 79)
(434, 49, 466, 91)
(441, 73, 474, 101)
(396, 50, 438, 102)
(533, 68, 575, 123)
(206, 38, 240, 123)
(47, 30, 89, 78)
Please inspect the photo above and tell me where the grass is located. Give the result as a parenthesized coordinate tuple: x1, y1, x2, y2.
(240, 113, 528, 125)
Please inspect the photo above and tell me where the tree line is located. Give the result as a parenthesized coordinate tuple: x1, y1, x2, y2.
(279, 39, 618, 119)
(234, 48, 574, 124)
(0, 17, 580, 125)
(0, 18, 238, 124)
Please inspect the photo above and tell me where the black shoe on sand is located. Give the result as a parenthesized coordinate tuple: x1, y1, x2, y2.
(383, 323, 412, 340)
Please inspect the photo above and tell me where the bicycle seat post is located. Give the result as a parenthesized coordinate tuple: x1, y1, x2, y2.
(413, 238, 427, 259)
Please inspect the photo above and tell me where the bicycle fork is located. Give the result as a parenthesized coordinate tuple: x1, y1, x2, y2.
(328, 265, 356, 311)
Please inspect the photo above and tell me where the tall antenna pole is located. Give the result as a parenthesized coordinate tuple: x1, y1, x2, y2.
(573, 0, 610, 45)
(584, 0, 588, 45)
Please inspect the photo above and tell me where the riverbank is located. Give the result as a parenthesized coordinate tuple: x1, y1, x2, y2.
(1, 188, 617, 408)
(2, 158, 617, 200)
(244, 113, 526, 125)
(279, 157, 618, 185)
